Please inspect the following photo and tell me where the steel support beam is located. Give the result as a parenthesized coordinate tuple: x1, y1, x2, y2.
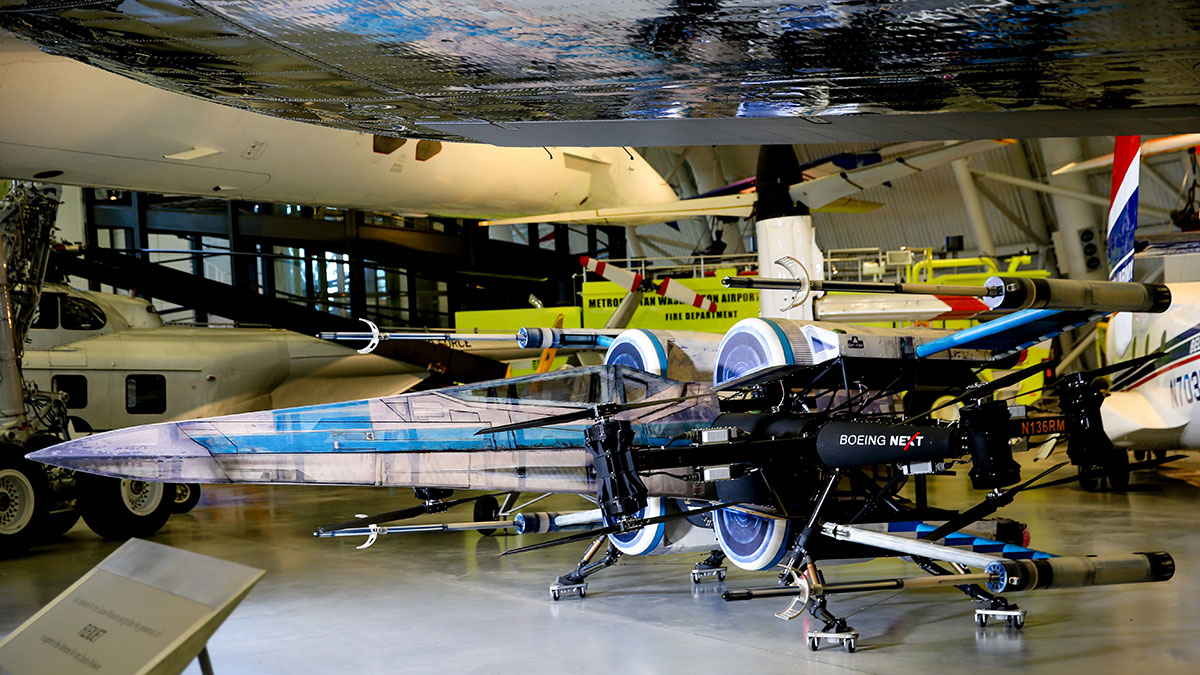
(52, 248, 507, 384)
(81, 197, 577, 289)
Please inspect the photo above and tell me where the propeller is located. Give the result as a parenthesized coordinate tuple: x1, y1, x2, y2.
(500, 500, 741, 556)
(581, 256, 718, 313)
(316, 492, 507, 533)
(902, 358, 1059, 424)
(475, 393, 709, 436)
(1026, 453, 1186, 490)
(917, 462, 1068, 542)
(1063, 350, 1163, 384)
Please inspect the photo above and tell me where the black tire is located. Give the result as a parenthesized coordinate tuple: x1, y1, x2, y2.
(67, 416, 93, 438)
(1106, 449, 1130, 492)
(25, 432, 66, 451)
(473, 494, 501, 536)
(22, 435, 81, 539)
(0, 453, 50, 555)
(1078, 465, 1103, 492)
(170, 483, 203, 514)
(77, 474, 172, 540)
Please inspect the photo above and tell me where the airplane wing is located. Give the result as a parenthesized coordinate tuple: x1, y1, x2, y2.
(480, 193, 756, 226)
(789, 139, 1014, 209)
(478, 140, 1015, 227)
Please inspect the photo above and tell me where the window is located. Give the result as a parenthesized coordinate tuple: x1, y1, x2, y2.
(51, 374, 87, 409)
(450, 369, 605, 408)
(126, 374, 166, 414)
(32, 294, 59, 330)
(61, 297, 106, 331)
(622, 376, 647, 404)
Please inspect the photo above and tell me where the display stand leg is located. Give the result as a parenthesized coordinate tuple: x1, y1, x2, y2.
(197, 646, 215, 675)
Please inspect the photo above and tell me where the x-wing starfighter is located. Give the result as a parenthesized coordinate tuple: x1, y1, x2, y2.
(27, 267, 1178, 651)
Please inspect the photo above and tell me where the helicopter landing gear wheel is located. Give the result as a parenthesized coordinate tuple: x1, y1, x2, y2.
(170, 483, 202, 514)
(78, 474, 172, 540)
(0, 454, 49, 555)
(1106, 450, 1130, 491)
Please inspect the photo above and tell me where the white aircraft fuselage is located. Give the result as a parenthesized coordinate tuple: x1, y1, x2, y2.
(21, 285, 426, 432)
(0, 34, 675, 221)
(1103, 281, 1200, 450)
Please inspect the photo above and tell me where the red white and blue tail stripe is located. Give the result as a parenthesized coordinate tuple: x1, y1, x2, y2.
(1107, 135, 1140, 283)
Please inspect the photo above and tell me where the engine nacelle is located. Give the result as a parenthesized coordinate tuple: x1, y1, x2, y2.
(713, 318, 840, 386)
(713, 507, 792, 571)
(607, 497, 718, 556)
(603, 329, 723, 382)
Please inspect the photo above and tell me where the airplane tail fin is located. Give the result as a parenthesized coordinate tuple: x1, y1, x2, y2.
(1107, 135, 1140, 283)
(1107, 135, 1140, 357)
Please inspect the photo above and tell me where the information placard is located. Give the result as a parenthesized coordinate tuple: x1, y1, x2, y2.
(0, 539, 264, 675)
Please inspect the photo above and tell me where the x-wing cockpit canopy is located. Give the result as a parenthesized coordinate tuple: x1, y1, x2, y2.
(443, 365, 681, 409)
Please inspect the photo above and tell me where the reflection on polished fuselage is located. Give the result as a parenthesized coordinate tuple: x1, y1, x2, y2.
(2, 1, 1198, 145)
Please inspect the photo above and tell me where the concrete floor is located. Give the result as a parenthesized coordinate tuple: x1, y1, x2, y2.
(4, 458, 1200, 674)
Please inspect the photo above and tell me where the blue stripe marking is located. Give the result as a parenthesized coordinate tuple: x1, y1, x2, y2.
(638, 329, 668, 371)
(761, 319, 796, 365)
(884, 521, 1058, 560)
(916, 309, 1062, 357)
(187, 419, 697, 455)
(1110, 325, 1200, 390)
(1108, 187, 1138, 283)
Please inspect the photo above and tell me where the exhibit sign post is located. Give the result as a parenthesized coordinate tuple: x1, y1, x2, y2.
(0, 538, 264, 675)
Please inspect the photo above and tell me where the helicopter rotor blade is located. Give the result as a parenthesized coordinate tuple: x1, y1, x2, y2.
(918, 462, 1067, 542)
(1068, 351, 1163, 383)
(1025, 454, 1186, 491)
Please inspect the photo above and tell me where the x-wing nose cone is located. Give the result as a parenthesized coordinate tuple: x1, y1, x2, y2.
(25, 422, 229, 483)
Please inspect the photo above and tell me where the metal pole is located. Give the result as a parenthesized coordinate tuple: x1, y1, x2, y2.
(197, 646, 215, 675)
(951, 157, 996, 256)
(973, 168, 1172, 217)
(1055, 328, 1099, 376)
(724, 572, 995, 601)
